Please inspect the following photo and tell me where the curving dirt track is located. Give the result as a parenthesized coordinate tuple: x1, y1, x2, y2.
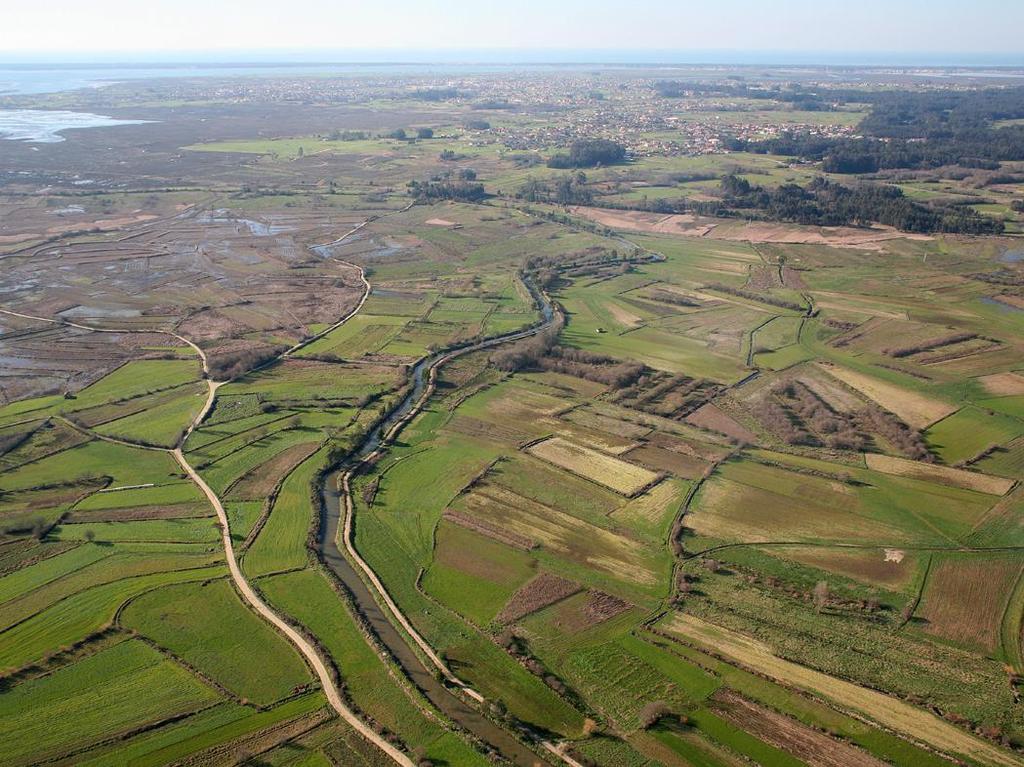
(1, 226, 416, 767)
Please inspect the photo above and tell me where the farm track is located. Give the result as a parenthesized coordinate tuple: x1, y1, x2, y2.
(684, 539, 1024, 559)
(0, 217, 417, 766)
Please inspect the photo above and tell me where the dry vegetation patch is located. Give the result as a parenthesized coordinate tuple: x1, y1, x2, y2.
(569, 206, 716, 236)
(561, 406, 652, 441)
(794, 370, 866, 412)
(604, 300, 644, 328)
(612, 479, 686, 527)
(442, 509, 537, 551)
(495, 572, 582, 624)
(624, 443, 708, 479)
(582, 590, 632, 624)
(542, 416, 640, 455)
(707, 220, 931, 248)
(980, 372, 1024, 397)
(453, 484, 661, 585)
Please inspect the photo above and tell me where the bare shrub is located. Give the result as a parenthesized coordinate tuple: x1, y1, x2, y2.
(639, 701, 672, 729)
(813, 580, 830, 612)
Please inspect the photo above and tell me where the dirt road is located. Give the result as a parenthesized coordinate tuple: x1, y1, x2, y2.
(1, 226, 416, 766)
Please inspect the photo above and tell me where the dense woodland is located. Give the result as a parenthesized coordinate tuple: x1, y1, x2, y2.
(548, 139, 627, 168)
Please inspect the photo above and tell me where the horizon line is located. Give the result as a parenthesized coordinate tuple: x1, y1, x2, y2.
(1, 47, 1022, 68)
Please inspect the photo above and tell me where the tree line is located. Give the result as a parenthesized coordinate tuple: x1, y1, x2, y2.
(718, 175, 1003, 234)
(408, 174, 486, 202)
(517, 172, 593, 205)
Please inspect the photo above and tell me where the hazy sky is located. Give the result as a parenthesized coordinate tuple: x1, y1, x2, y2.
(4, 0, 1023, 60)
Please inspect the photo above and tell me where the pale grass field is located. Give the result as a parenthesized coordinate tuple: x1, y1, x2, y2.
(865, 453, 1014, 496)
(526, 436, 661, 496)
(817, 363, 957, 428)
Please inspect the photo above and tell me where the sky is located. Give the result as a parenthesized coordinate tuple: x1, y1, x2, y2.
(4, 0, 1023, 64)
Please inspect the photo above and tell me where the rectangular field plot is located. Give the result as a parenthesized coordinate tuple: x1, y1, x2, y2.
(71, 692, 326, 767)
(526, 437, 662, 497)
(623, 443, 709, 479)
(864, 453, 1014, 496)
(120, 579, 312, 706)
(0, 439, 184, 493)
(925, 406, 1024, 466)
(0, 639, 220, 766)
(224, 440, 321, 500)
(542, 414, 642, 455)
(609, 478, 689, 537)
(460, 381, 570, 424)
(918, 554, 1024, 652)
(560, 405, 653, 440)
(691, 457, 997, 546)
(94, 383, 208, 447)
(450, 482, 667, 588)
(422, 521, 537, 625)
(75, 481, 203, 510)
(487, 455, 622, 526)
(976, 436, 1024, 479)
(0, 544, 111, 604)
(293, 314, 408, 359)
(772, 545, 919, 592)
(71, 358, 203, 406)
(220, 359, 401, 403)
(52, 517, 220, 543)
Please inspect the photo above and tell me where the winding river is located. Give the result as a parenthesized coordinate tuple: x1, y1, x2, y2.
(314, 261, 559, 766)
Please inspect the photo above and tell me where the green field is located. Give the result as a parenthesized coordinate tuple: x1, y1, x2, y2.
(121, 579, 313, 705)
(0, 639, 221, 766)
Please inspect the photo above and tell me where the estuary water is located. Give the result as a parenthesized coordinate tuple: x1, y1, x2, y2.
(0, 109, 150, 143)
